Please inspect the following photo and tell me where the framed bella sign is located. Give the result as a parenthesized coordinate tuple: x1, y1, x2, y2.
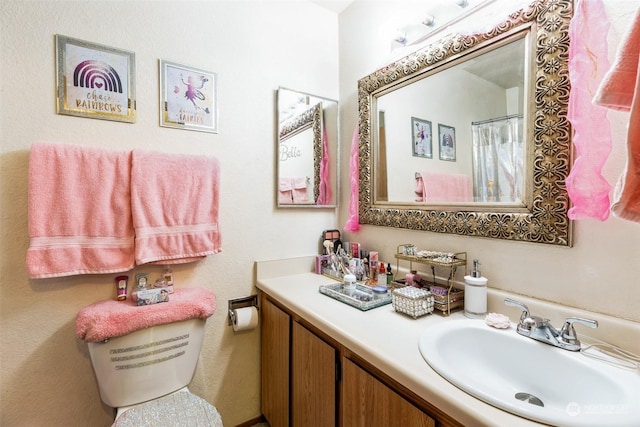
(159, 60, 218, 133)
(55, 35, 136, 123)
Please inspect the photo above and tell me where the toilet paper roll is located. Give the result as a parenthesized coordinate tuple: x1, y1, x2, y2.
(232, 306, 259, 332)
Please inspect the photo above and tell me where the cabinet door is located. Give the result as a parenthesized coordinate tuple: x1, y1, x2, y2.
(261, 297, 290, 427)
(291, 321, 337, 427)
(341, 357, 435, 427)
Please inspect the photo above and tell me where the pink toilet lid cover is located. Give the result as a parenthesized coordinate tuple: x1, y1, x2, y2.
(75, 287, 216, 343)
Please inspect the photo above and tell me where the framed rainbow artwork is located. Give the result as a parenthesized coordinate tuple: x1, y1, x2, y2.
(55, 35, 136, 123)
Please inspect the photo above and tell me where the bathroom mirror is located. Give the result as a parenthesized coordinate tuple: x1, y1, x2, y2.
(358, 0, 573, 246)
(277, 87, 338, 208)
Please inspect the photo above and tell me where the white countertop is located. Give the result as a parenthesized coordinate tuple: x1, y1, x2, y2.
(256, 262, 545, 426)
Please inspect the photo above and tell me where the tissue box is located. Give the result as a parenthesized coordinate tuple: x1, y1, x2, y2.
(392, 286, 434, 319)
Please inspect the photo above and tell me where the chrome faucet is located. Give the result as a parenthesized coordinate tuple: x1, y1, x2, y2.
(504, 298, 598, 351)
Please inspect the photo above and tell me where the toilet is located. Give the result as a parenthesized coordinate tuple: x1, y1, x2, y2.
(85, 316, 223, 426)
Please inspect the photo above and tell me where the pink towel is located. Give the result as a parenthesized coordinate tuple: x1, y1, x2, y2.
(279, 176, 310, 204)
(416, 172, 472, 203)
(26, 142, 134, 279)
(131, 150, 221, 265)
(75, 287, 216, 342)
(278, 177, 293, 204)
(292, 176, 309, 203)
(594, 8, 640, 222)
(593, 8, 640, 111)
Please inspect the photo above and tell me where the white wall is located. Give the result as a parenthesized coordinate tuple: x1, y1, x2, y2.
(0, 1, 339, 425)
(338, 0, 640, 322)
(378, 67, 506, 201)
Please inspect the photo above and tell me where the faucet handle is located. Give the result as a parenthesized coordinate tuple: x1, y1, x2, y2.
(559, 317, 598, 347)
(504, 298, 530, 321)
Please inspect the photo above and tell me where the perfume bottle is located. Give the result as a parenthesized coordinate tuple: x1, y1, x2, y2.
(115, 275, 128, 301)
(162, 265, 174, 293)
(378, 263, 386, 287)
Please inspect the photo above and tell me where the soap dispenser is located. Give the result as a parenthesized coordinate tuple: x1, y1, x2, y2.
(464, 259, 488, 318)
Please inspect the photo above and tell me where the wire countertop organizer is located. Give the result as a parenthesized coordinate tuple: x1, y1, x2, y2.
(394, 245, 467, 316)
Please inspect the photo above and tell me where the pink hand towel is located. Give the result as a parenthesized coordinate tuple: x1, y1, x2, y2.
(417, 172, 472, 203)
(594, 7, 640, 222)
(75, 287, 216, 342)
(26, 142, 134, 279)
(292, 176, 310, 203)
(131, 150, 221, 265)
(278, 177, 293, 204)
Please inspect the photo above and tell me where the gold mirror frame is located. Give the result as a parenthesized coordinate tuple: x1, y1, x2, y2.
(358, 0, 573, 246)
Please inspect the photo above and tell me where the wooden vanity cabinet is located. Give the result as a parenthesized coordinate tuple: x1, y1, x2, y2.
(291, 321, 338, 426)
(261, 294, 450, 427)
(261, 295, 337, 427)
(261, 295, 290, 427)
(341, 357, 435, 427)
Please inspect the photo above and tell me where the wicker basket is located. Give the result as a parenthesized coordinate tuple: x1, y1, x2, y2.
(392, 286, 434, 319)
(388, 280, 408, 291)
(432, 288, 465, 315)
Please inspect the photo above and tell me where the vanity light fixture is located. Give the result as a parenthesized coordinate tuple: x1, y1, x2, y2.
(393, 16, 434, 48)
(422, 14, 435, 27)
(394, 30, 408, 45)
(391, 0, 481, 50)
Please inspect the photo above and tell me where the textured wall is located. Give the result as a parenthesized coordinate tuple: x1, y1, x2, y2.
(0, 1, 338, 426)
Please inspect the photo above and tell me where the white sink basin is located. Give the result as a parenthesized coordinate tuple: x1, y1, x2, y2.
(418, 319, 639, 426)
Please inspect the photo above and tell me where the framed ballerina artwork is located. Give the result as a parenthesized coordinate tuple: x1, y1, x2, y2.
(159, 60, 218, 133)
(55, 35, 136, 123)
(411, 117, 432, 158)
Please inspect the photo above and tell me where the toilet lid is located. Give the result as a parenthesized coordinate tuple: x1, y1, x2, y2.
(113, 390, 223, 427)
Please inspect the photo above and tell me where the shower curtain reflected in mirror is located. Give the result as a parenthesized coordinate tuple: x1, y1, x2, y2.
(471, 116, 524, 203)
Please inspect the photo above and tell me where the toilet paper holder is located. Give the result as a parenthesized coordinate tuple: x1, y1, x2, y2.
(228, 295, 259, 326)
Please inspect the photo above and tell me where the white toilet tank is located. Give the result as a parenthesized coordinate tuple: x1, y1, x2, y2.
(87, 318, 206, 408)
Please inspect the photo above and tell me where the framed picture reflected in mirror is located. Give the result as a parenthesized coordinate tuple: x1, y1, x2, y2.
(411, 117, 432, 158)
(438, 124, 456, 161)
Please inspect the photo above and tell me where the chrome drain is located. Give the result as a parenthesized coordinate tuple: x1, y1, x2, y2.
(515, 392, 544, 407)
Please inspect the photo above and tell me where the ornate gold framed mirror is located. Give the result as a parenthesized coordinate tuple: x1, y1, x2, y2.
(357, 0, 573, 246)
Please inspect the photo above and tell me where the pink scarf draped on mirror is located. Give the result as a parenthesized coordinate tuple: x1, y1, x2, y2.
(316, 123, 332, 205)
(344, 126, 360, 232)
(566, 0, 613, 221)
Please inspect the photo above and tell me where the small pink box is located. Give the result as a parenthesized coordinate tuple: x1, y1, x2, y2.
(316, 255, 330, 274)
